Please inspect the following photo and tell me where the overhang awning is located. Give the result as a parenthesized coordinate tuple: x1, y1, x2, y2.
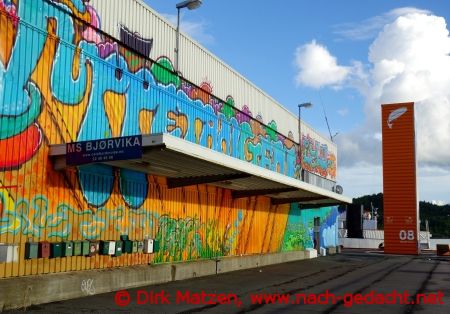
(49, 134, 352, 206)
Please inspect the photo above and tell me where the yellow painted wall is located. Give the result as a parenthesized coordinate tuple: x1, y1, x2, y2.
(0, 147, 290, 278)
(0, 0, 338, 279)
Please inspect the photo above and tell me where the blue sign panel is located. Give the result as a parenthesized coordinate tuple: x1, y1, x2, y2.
(66, 135, 143, 166)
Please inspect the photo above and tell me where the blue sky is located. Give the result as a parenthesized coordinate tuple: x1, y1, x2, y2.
(145, 0, 450, 204)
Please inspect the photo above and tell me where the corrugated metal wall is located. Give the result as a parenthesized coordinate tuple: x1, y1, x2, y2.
(382, 103, 419, 255)
(89, 0, 338, 177)
(0, 0, 339, 278)
(0, 165, 292, 278)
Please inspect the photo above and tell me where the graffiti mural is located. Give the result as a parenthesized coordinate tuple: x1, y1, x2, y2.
(0, 0, 337, 278)
(0, 0, 336, 181)
(119, 24, 153, 58)
(281, 205, 339, 251)
(302, 134, 337, 180)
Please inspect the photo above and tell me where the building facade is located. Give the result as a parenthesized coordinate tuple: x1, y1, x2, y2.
(0, 0, 348, 279)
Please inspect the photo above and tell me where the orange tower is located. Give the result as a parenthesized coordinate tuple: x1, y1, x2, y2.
(381, 102, 419, 255)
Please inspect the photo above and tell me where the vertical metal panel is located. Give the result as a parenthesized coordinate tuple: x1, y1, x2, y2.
(89, 0, 337, 181)
(382, 102, 419, 255)
(0, 0, 339, 279)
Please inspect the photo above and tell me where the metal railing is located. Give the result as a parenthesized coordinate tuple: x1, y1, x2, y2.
(0, 0, 337, 184)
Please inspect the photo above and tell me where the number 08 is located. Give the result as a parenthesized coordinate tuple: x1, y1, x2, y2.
(399, 230, 415, 240)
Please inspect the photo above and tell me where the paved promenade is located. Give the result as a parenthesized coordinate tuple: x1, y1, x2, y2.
(5, 252, 449, 313)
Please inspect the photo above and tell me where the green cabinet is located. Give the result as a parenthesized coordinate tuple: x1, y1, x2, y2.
(81, 241, 90, 256)
(114, 241, 123, 257)
(100, 241, 115, 255)
(73, 241, 82, 256)
(25, 242, 39, 259)
(62, 241, 74, 257)
(73, 241, 89, 256)
(124, 240, 133, 253)
(50, 243, 62, 258)
(153, 240, 160, 253)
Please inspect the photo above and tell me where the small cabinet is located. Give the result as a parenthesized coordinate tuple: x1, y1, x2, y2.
(100, 241, 116, 255)
(38, 241, 51, 258)
(89, 241, 99, 256)
(137, 241, 144, 253)
(50, 243, 62, 258)
(123, 240, 133, 253)
(114, 241, 123, 257)
(0, 244, 19, 263)
(25, 242, 39, 259)
(62, 241, 74, 257)
(81, 240, 90, 256)
(143, 239, 160, 254)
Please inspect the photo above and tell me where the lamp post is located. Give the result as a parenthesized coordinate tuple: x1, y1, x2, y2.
(298, 102, 313, 181)
(175, 0, 202, 73)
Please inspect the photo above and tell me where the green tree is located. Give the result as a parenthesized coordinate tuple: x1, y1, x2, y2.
(353, 194, 450, 238)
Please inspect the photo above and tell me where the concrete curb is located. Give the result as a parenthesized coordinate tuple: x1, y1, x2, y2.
(216, 250, 307, 273)
(0, 250, 317, 310)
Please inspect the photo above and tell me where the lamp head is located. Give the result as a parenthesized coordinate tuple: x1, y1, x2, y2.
(176, 0, 202, 10)
(299, 102, 313, 108)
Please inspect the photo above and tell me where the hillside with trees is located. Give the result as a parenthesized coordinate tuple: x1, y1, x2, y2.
(353, 193, 450, 238)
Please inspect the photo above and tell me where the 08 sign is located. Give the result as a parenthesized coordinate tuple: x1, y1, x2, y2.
(399, 230, 415, 241)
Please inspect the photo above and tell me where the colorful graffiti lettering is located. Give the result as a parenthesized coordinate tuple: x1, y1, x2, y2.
(302, 134, 337, 180)
(0, 0, 338, 278)
(0, 0, 336, 183)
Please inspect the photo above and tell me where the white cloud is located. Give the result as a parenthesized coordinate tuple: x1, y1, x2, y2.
(337, 108, 349, 117)
(336, 130, 382, 167)
(316, 10, 450, 201)
(294, 40, 351, 88)
(335, 12, 450, 169)
(333, 7, 431, 41)
(365, 13, 450, 168)
(337, 163, 382, 198)
(419, 167, 450, 204)
(162, 14, 214, 45)
(338, 165, 450, 204)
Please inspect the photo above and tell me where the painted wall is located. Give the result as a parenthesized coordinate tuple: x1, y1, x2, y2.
(282, 205, 339, 251)
(89, 0, 338, 181)
(89, 0, 337, 150)
(0, 0, 335, 182)
(0, 0, 339, 278)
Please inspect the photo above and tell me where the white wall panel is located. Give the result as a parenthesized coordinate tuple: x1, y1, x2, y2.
(90, 0, 337, 175)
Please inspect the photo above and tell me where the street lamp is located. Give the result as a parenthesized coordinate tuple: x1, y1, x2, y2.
(175, 0, 203, 73)
(298, 102, 313, 181)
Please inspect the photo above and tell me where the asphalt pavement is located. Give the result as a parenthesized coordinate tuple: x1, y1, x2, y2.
(4, 252, 450, 314)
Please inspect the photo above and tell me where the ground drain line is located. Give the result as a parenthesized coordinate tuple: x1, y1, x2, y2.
(404, 260, 439, 314)
(175, 260, 379, 314)
(172, 269, 326, 314)
(238, 257, 390, 313)
(322, 258, 414, 314)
